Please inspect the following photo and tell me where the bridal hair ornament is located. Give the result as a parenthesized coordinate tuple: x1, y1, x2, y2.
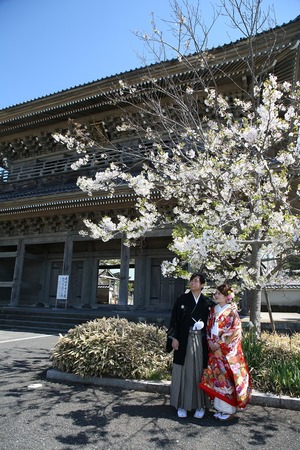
(227, 290, 235, 301)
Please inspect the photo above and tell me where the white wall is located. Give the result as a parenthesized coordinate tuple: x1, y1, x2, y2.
(262, 288, 300, 307)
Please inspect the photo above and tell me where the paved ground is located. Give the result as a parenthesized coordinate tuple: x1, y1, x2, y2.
(242, 311, 300, 332)
(1, 329, 300, 450)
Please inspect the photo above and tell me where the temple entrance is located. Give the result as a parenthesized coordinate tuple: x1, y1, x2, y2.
(48, 260, 83, 307)
(96, 259, 135, 305)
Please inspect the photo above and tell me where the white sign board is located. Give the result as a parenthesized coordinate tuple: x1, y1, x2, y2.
(56, 275, 69, 300)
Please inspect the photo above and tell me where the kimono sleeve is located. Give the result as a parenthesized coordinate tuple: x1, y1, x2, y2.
(166, 296, 181, 353)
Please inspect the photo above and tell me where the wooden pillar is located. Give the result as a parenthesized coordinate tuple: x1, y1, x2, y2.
(118, 237, 130, 306)
(10, 239, 25, 306)
(62, 234, 73, 276)
(82, 257, 98, 307)
(133, 255, 147, 308)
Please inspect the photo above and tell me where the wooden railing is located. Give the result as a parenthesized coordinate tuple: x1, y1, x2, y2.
(0, 146, 143, 184)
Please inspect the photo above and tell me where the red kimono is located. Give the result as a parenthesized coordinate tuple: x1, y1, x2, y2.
(199, 302, 251, 409)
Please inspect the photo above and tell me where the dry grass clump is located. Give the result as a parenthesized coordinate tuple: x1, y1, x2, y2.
(51, 316, 172, 380)
(243, 331, 300, 397)
(51, 318, 300, 397)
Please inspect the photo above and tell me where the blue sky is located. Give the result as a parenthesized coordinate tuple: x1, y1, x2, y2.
(0, 0, 299, 109)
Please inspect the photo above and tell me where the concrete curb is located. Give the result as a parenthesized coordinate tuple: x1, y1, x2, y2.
(46, 368, 170, 394)
(46, 368, 300, 411)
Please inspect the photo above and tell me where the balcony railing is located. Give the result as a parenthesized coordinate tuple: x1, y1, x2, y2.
(0, 145, 143, 185)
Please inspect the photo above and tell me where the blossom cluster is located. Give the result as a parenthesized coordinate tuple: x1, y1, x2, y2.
(56, 75, 300, 292)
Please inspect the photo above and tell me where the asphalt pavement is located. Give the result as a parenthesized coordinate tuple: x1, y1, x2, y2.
(1, 329, 300, 450)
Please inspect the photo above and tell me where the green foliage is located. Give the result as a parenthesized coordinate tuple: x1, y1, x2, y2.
(51, 318, 300, 397)
(242, 331, 300, 397)
(51, 316, 172, 380)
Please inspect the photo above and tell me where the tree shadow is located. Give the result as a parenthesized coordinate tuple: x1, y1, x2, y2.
(1, 338, 299, 449)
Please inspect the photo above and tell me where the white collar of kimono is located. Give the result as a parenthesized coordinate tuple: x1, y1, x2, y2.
(215, 303, 231, 313)
(192, 293, 200, 303)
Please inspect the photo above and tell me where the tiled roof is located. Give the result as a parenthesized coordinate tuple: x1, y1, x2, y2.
(0, 182, 79, 201)
(266, 284, 300, 289)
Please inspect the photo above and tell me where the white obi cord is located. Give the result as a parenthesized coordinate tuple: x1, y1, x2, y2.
(192, 320, 204, 331)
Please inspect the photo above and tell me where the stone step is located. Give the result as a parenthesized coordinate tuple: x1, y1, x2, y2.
(0, 307, 299, 334)
(0, 306, 170, 333)
(0, 308, 104, 333)
(0, 318, 80, 330)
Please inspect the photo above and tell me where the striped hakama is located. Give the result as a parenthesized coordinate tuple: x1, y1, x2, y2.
(170, 329, 210, 411)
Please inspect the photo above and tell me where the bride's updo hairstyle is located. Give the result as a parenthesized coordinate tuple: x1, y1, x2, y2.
(216, 284, 235, 302)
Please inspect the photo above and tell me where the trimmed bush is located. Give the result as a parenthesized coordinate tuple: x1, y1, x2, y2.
(51, 316, 172, 380)
(51, 317, 300, 397)
(242, 331, 300, 397)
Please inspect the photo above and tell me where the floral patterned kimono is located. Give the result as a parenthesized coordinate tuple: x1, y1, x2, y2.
(199, 302, 251, 410)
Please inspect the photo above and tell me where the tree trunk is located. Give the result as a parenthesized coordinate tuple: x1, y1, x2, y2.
(249, 235, 263, 337)
(249, 288, 262, 337)
(118, 237, 130, 306)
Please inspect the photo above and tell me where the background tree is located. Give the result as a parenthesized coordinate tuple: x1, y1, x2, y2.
(54, 0, 300, 335)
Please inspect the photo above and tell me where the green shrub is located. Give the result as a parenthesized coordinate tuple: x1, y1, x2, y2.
(51, 318, 300, 397)
(243, 331, 300, 397)
(51, 316, 172, 380)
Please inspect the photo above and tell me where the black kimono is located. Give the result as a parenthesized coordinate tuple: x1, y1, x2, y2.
(167, 291, 213, 366)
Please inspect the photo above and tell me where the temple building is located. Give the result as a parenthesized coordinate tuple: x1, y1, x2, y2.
(0, 16, 299, 324)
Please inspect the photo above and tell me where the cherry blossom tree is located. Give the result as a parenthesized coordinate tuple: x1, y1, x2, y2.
(54, 0, 300, 335)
